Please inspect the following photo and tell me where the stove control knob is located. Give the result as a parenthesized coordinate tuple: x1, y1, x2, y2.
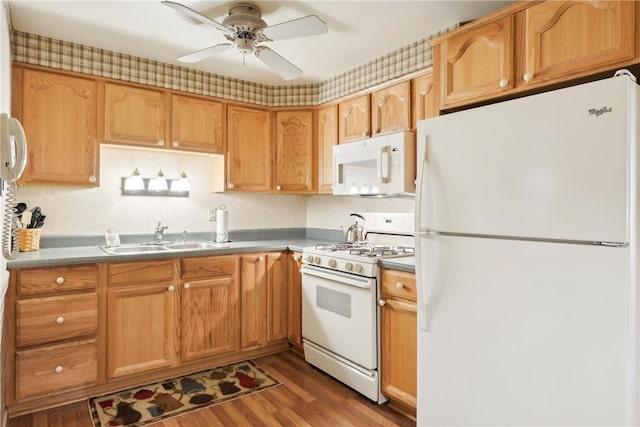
(313, 256, 321, 264)
(328, 259, 337, 268)
(306, 255, 314, 263)
(354, 264, 363, 273)
(345, 262, 353, 271)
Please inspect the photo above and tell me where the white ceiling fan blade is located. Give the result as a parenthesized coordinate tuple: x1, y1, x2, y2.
(178, 43, 232, 63)
(255, 46, 302, 81)
(162, 1, 231, 35)
(262, 15, 327, 41)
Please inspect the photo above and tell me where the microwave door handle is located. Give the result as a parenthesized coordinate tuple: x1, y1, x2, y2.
(379, 145, 390, 183)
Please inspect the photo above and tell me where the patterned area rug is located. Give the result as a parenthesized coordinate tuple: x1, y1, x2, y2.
(89, 360, 280, 426)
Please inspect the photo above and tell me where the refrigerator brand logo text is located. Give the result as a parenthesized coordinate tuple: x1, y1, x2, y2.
(588, 107, 612, 117)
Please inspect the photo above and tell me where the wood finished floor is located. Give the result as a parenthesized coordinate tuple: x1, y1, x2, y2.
(7, 351, 415, 427)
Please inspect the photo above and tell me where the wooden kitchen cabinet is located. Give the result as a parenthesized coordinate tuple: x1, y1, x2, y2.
(180, 255, 239, 362)
(226, 105, 272, 192)
(435, 15, 515, 108)
(287, 252, 303, 353)
(316, 104, 338, 194)
(103, 82, 169, 148)
(171, 94, 225, 154)
(411, 71, 438, 129)
(380, 268, 417, 419)
(240, 252, 287, 350)
(338, 94, 370, 143)
(5, 265, 99, 404)
(12, 66, 99, 186)
(274, 110, 315, 193)
(106, 260, 178, 379)
(371, 81, 411, 136)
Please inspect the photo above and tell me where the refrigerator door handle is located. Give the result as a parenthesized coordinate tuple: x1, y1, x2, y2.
(415, 231, 430, 332)
(415, 134, 429, 234)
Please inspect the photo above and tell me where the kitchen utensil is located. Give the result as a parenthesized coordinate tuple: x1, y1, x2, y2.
(343, 213, 365, 243)
(14, 202, 26, 218)
(20, 210, 31, 229)
(35, 215, 46, 228)
(28, 207, 41, 229)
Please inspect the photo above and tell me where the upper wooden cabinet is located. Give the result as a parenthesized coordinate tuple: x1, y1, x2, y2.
(436, 15, 515, 108)
(411, 71, 438, 129)
(338, 94, 370, 143)
(103, 82, 168, 148)
(274, 110, 315, 193)
(226, 105, 272, 192)
(316, 104, 338, 194)
(520, 1, 636, 88)
(13, 67, 99, 186)
(432, 0, 638, 110)
(103, 82, 225, 154)
(171, 94, 225, 154)
(371, 81, 411, 136)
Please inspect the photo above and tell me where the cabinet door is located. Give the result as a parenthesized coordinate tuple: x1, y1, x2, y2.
(103, 82, 168, 148)
(317, 105, 338, 194)
(371, 81, 410, 136)
(438, 15, 515, 108)
(274, 111, 314, 193)
(411, 72, 438, 129)
(181, 276, 238, 362)
(227, 106, 272, 191)
(338, 94, 370, 143)
(266, 252, 287, 343)
(521, 1, 636, 88)
(380, 297, 417, 415)
(17, 68, 98, 186)
(107, 284, 178, 379)
(240, 254, 267, 350)
(286, 252, 303, 347)
(171, 94, 225, 154)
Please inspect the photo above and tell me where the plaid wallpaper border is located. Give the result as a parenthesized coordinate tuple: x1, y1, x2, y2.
(12, 26, 455, 106)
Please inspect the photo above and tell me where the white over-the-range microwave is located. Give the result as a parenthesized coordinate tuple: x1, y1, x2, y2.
(333, 130, 415, 196)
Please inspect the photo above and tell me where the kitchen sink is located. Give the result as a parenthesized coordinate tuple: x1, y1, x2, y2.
(100, 244, 170, 255)
(163, 241, 227, 250)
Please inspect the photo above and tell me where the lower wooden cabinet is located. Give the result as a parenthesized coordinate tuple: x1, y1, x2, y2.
(380, 268, 417, 418)
(287, 252, 303, 352)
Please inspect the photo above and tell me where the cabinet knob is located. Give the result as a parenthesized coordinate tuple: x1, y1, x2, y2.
(396, 282, 404, 289)
(88, 175, 96, 183)
(499, 78, 509, 88)
(379, 299, 386, 306)
(168, 285, 175, 292)
(157, 140, 165, 146)
(362, 132, 368, 137)
(523, 72, 533, 83)
(184, 283, 190, 289)
(56, 316, 65, 324)
(172, 140, 180, 147)
(55, 277, 65, 285)
(228, 183, 235, 189)
(276, 185, 282, 190)
(259, 256, 264, 261)
(54, 366, 63, 374)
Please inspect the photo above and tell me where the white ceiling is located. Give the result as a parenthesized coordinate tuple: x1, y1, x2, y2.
(8, 0, 514, 86)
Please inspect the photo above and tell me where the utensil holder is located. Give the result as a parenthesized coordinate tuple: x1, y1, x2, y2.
(19, 228, 41, 252)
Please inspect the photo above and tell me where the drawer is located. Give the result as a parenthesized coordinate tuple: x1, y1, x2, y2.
(181, 255, 237, 280)
(17, 265, 98, 296)
(16, 339, 98, 401)
(17, 293, 97, 348)
(381, 269, 417, 302)
(109, 259, 175, 287)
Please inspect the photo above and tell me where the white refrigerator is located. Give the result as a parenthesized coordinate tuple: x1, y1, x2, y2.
(415, 71, 640, 426)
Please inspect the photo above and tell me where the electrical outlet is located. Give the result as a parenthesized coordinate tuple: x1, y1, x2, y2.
(208, 207, 216, 222)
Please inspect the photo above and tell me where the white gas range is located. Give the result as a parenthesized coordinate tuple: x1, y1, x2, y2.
(300, 212, 414, 404)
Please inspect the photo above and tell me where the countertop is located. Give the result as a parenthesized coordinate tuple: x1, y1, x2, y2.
(379, 255, 415, 273)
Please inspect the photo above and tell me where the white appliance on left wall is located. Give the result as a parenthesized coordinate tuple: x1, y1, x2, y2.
(0, 113, 27, 260)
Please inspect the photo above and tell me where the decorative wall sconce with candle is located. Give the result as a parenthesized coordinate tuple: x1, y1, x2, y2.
(121, 169, 190, 197)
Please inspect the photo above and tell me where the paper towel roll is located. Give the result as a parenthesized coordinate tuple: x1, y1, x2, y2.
(216, 206, 228, 243)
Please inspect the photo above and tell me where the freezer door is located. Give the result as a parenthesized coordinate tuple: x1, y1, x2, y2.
(416, 76, 635, 243)
(416, 233, 635, 426)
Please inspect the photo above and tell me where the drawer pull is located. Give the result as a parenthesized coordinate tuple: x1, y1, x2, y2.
(184, 283, 190, 289)
(54, 366, 63, 374)
(56, 316, 65, 324)
(55, 277, 65, 285)
(168, 285, 175, 292)
(379, 299, 386, 306)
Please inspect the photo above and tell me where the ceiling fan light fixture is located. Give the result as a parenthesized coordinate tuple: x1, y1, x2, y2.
(234, 36, 255, 55)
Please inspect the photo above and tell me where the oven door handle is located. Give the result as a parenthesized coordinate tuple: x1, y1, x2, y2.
(301, 265, 373, 289)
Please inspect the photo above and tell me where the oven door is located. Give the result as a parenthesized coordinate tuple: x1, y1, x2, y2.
(301, 264, 377, 370)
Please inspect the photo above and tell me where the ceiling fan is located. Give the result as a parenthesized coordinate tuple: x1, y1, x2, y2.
(162, 1, 328, 81)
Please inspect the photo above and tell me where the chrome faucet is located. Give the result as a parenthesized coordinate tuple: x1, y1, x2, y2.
(179, 230, 187, 243)
(154, 221, 168, 243)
